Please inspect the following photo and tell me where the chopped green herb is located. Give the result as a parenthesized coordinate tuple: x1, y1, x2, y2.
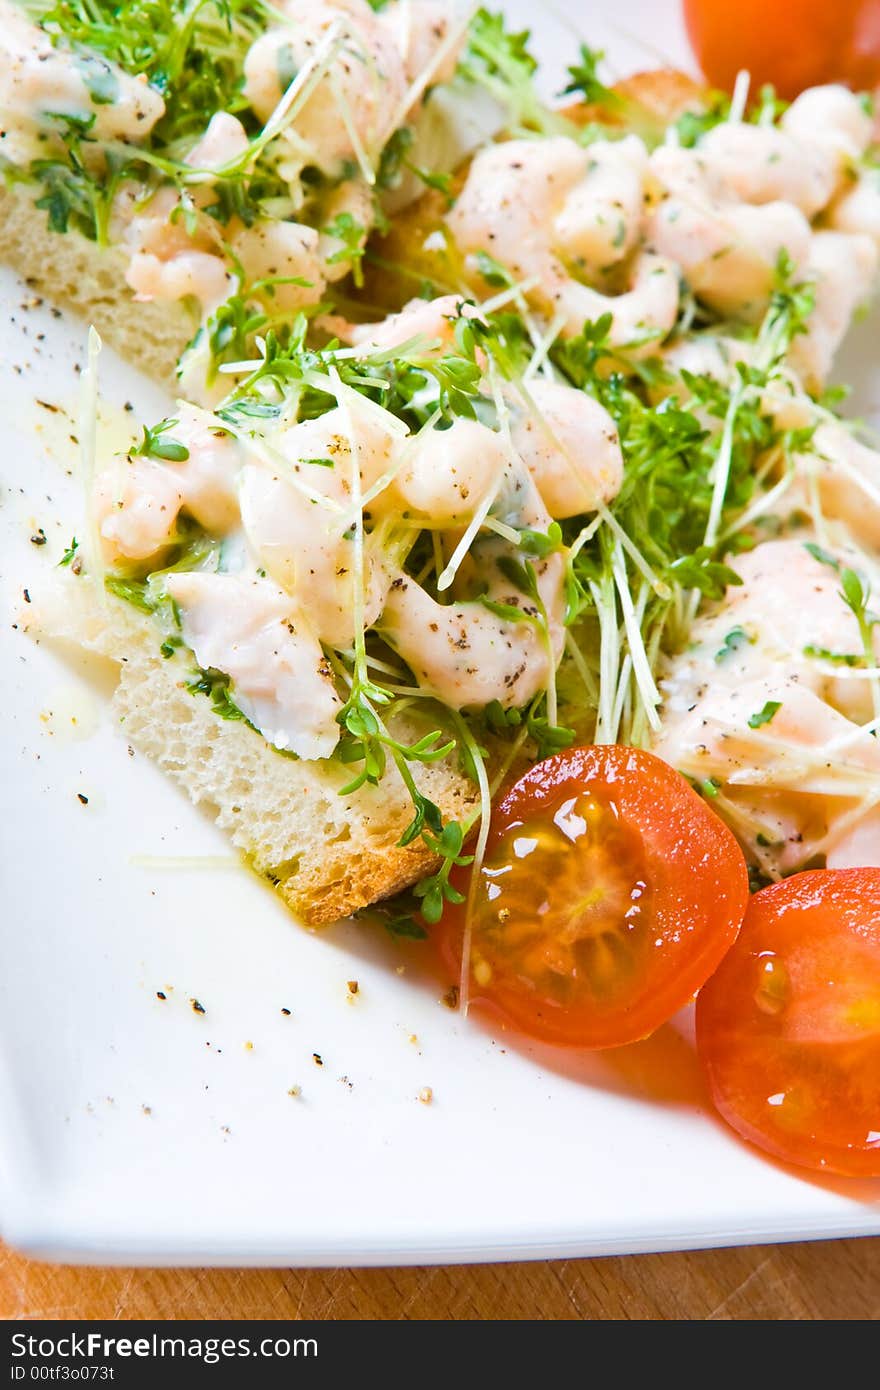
(133, 418, 190, 463)
(748, 701, 782, 729)
(561, 44, 619, 108)
(715, 626, 750, 663)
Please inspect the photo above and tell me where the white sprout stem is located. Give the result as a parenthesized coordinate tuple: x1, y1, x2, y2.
(184, 402, 345, 515)
(523, 310, 567, 381)
(721, 466, 795, 540)
(328, 365, 368, 679)
(363, 651, 409, 678)
(325, 331, 438, 362)
(589, 575, 619, 744)
(340, 372, 399, 390)
(434, 355, 516, 592)
(726, 765, 879, 795)
(456, 717, 492, 1018)
(752, 442, 785, 488)
(610, 651, 634, 743)
(728, 69, 751, 123)
(508, 372, 602, 549)
(820, 446, 880, 511)
(381, 683, 439, 698)
(478, 275, 542, 317)
(612, 545, 661, 731)
(398, 0, 414, 69)
(217, 355, 272, 376)
(301, 368, 410, 437)
(436, 480, 502, 591)
(804, 457, 830, 549)
(595, 500, 671, 599)
(482, 515, 522, 545)
(676, 747, 880, 798)
(680, 721, 880, 792)
(256, 29, 342, 148)
(868, 664, 880, 728)
(430, 530, 445, 586)
(188, 24, 346, 183)
(340, 407, 443, 527)
(79, 326, 105, 603)
(329, 67, 376, 186)
(706, 379, 744, 552)
(486, 357, 562, 721)
(711, 793, 783, 881)
(813, 787, 880, 859)
(686, 377, 745, 626)
(489, 719, 532, 796)
(502, 315, 654, 589)
(630, 608, 667, 747)
(379, 6, 476, 147)
(564, 629, 599, 704)
(708, 708, 880, 759)
(546, 653, 559, 729)
(568, 514, 603, 560)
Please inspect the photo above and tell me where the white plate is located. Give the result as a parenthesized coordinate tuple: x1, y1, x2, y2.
(2, 1, 879, 1267)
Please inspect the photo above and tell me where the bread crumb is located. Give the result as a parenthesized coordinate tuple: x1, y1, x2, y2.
(418, 1086, 433, 1105)
(288, 1085, 301, 1098)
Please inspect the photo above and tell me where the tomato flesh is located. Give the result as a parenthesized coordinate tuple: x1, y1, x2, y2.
(684, 0, 880, 97)
(696, 869, 880, 1176)
(439, 745, 749, 1049)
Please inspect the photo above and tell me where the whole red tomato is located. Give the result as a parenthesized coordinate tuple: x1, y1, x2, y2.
(684, 0, 880, 97)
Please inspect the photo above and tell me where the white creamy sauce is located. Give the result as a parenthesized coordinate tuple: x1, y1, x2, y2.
(165, 571, 342, 758)
(0, 0, 164, 164)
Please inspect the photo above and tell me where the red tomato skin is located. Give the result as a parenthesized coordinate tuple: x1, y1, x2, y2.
(441, 745, 750, 1050)
(696, 869, 880, 1177)
(683, 0, 880, 98)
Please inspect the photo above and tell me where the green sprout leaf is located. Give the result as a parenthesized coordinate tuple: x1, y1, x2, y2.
(748, 701, 782, 730)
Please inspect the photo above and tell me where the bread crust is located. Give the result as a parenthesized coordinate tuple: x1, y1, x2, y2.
(26, 576, 479, 925)
(0, 180, 193, 390)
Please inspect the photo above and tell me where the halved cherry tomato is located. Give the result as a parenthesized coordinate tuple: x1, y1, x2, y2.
(696, 869, 880, 1176)
(683, 0, 880, 98)
(438, 745, 749, 1049)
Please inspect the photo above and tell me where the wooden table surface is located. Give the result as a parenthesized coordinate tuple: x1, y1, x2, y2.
(1, 1239, 877, 1320)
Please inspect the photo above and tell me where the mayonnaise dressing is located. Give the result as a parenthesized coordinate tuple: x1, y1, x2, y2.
(165, 571, 343, 757)
(0, 0, 164, 165)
